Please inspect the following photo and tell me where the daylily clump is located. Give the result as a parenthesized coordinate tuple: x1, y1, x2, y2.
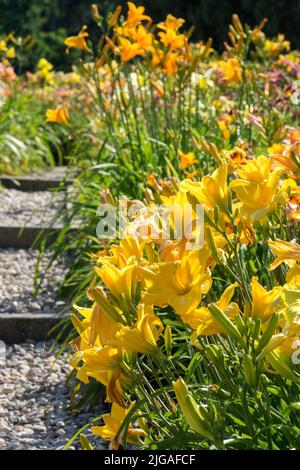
(69, 140, 300, 449)
(35, 2, 300, 451)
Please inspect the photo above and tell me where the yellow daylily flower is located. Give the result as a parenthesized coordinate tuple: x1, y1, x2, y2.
(46, 106, 69, 125)
(77, 302, 121, 347)
(265, 34, 290, 57)
(129, 24, 153, 50)
(282, 286, 300, 321)
(143, 249, 212, 315)
(64, 25, 89, 50)
(0, 40, 6, 52)
(216, 58, 242, 84)
(275, 322, 300, 362)
(91, 402, 146, 450)
(100, 234, 146, 267)
(268, 239, 300, 270)
(72, 345, 120, 385)
(185, 283, 239, 336)
(230, 156, 284, 222)
(286, 265, 300, 287)
(114, 305, 162, 354)
(6, 47, 15, 58)
(251, 277, 282, 322)
(38, 57, 53, 72)
(159, 186, 202, 248)
(221, 147, 247, 172)
(94, 262, 144, 306)
(181, 164, 230, 213)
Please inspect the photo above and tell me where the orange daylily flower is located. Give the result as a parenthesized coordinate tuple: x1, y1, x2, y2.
(46, 106, 69, 125)
(157, 14, 185, 33)
(118, 38, 143, 62)
(124, 2, 151, 27)
(158, 29, 186, 51)
(163, 52, 180, 75)
(64, 25, 89, 51)
(178, 150, 197, 169)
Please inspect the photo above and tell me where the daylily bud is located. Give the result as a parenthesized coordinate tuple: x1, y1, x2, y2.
(173, 378, 214, 440)
(255, 313, 279, 356)
(213, 206, 219, 225)
(209, 143, 222, 163)
(272, 126, 287, 142)
(243, 354, 257, 387)
(208, 303, 245, 346)
(108, 6, 122, 28)
(266, 352, 299, 382)
(200, 137, 210, 154)
(256, 333, 287, 361)
(164, 325, 172, 356)
(205, 344, 222, 365)
(99, 188, 116, 205)
(80, 433, 93, 450)
(232, 14, 244, 34)
(91, 4, 101, 23)
(91, 286, 125, 324)
(192, 136, 201, 151)
(144, 188, 154, 204)
(234, 313, 246, 336)
(206, 226, 222, 264)
(203, 38, 213, 58)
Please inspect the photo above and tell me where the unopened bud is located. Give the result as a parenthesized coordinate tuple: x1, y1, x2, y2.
(266, 351, 299, 382)
(164, 325, 172, 356)
(208, 303, 245, 346)
(209, 143, 222, 163)
(173, 378, 214, 440)
(91, 4, 101, 22)
(108, 6, 122, 28)
(243, 354, 257, 387)
(232, 14, 244, 34)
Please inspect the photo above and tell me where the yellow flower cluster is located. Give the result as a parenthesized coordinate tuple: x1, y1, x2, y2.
(70, 149, 300, 447)
(37, 58, 54, 85)
(45, 4, 300, 448)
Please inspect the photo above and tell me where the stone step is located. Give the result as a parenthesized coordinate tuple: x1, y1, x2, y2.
(0, 313, 69, 343)
(0, 167, 75, 192)
(0, 175, 74, 191)
(0, 225, 65, 248)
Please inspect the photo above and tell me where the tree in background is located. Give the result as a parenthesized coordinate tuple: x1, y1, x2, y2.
(1, 0, 300, 71)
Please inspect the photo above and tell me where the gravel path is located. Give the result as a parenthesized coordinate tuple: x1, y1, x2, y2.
(0, 249, 66, 313)
(0, 189, 64, 227)
(0, 341, 105, 450)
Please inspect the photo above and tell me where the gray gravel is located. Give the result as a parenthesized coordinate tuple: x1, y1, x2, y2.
(0, 189, 64, 227)
(0, 249, 66, 313)
(0, 340, 105, 450)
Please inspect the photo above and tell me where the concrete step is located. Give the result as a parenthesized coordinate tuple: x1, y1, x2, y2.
(0, 313, 69, 343)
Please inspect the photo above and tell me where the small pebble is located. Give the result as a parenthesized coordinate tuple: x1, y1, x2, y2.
(0, 341, 104, 450)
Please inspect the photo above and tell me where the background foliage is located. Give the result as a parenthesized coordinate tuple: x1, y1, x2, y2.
(1, 0, 300, 71)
